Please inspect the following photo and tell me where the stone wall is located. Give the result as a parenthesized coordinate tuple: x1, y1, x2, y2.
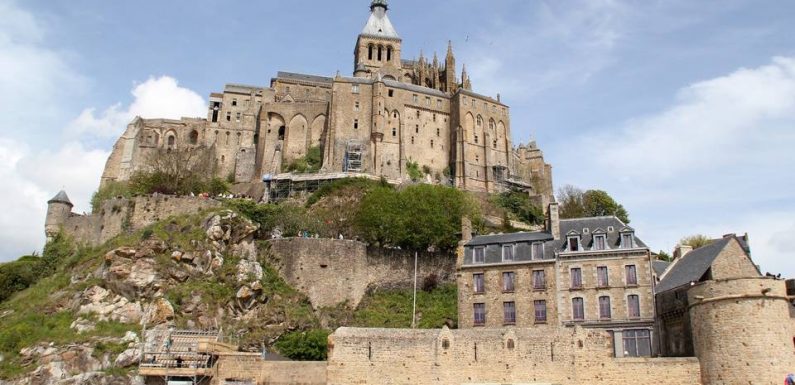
(59, 196, 220, 246)
(327, 326, 701, 385)
(213, 355, 326, 385)
(266, 238, 455, 309)
(688, 277, 794, 385)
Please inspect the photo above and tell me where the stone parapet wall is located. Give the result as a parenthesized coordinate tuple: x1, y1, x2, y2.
(213, 355, 326, 385)
(688, 277, 794, 385)
(266, 238, 455, 309)
(327, 326, 701, 385)
(59, 195, 221, 246)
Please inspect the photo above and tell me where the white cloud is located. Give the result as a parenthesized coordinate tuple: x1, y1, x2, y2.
(66, 76, 207, 140)
(563, 56, 795, 277)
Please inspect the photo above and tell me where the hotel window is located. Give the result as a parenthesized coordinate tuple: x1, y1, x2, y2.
(534, 300, 547, 323)
(626, 265, 638, 286)
(568, 236, 580, 251)
(597, 266, 609, 287)
(473, 247, 485, 263)
(502, 245, 514, 261)
(474, 303, 486, 326)
(226, 112, 231, 121)
(503, 301, 516, 325)
(599, 296, 611, 319)
(351, 84, 360, 94)
(621, 232, 635, 248)
(473, 273, 484, 294)
(623, 330, 652, 357)
(502, 272, 515, 292)
(571, 268, 583, 288)
(531, 242, 544, 260)
(533, 270, 546, 290)
(572, 298, 585, 320)
(593, 234, 607, 250)
(628, 295, 640, 319)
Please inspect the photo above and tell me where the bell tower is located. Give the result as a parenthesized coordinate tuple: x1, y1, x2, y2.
(353, 0, 402, 80)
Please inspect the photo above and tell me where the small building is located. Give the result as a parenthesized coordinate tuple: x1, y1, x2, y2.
(458, 203, 656, 357)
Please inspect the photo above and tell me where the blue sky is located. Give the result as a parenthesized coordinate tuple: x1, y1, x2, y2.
(1, 0, 794, 276)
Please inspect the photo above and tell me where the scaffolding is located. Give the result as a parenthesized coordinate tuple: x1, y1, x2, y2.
(139, 329, 223, 385)
(344, 140, 363, 172)
(265, 171, 397, 203)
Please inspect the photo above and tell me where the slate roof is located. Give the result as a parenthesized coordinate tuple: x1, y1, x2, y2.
(383, 79, 448, 98)
(655, 237, 733, 294)
(48, 190, 73, 206)
(652, 260, 671, 277)
(275, 72, 333, 85)
(467, 231, 553, 247)
(361, 4, 399, 39)
(551, 216, 646, 253)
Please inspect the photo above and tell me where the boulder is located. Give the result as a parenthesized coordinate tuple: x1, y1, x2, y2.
(77, 286, 144, 324)
(236, 260, 263, 283)
(114, 347, 141, 368)
(141, 298, 174, 326)
(70, 318, 95, 334)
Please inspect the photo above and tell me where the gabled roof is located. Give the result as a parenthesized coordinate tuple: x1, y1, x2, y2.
(466, 231, 553, 247)
(552, 216, 647, 252)
(656, 237, 732, 293)
(361, 5, 399, 39)
(652, 260, 671, 277)
(48, 190, 73, 206)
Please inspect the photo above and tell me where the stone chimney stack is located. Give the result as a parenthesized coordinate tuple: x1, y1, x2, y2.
(673, 244, 693, 261)
(547, 202, 560, 240)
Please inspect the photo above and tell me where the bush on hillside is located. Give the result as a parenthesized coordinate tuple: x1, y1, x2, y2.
(225, 199, 323, 237)
(274, 329, 330, 361)
(494, 190, 544, 225)
(0, 234, 74, 304)
(90, 181, 133, 213)
(305, 177, 387, 207)
(284, 146, 322, 174)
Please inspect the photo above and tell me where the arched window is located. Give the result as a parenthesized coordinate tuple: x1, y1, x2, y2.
(278, 126, 285, 140)
(236, 132, 242, 145)
(378, 45, 383, 61)
(477, 116, 483, 126)
(167, 135, 175, 148)
(225, 131, 230, 145)
(387, 46, 392, 61)
(189, 130, 199, 145)
(368, 44, 373, 60)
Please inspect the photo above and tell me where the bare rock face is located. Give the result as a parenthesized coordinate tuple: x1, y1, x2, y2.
(25, 345, 103, 385)
(141, 298, 174, 326)
(77, 286, 143, 324)
(236, 259, 264, 283)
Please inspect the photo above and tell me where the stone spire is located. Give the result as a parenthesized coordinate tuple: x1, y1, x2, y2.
(445, 40, 457, 93)
(361, 0, 398, 38)
(462, 64, 472, 90)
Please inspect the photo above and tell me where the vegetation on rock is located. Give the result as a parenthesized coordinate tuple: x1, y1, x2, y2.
(274, 329, 330, 361)
(493, 190, 544, 225)
(284, 146, 322, 174)
(558, 185, 630, 223)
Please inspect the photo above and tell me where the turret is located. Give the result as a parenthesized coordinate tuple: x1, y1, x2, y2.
(461, 64, 472, 90)
(445, 40, 457, 93)
(45, 190, 73, 241)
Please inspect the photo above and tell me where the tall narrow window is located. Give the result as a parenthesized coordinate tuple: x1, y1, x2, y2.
(377, 46, 382, 61)
(231, 98, 237, 106)
(368, 44, 373, 60)
(354, 101, 360, 111)
(387, 46, 392, 61)
(392, 128, 397, 137)
(628, 295, 640, 319)
(599, 296, 611, 319)
(502, 245, 513, 261)
(473, 273, 484, 294)
(626, 265, 638, 286)
(473, 247, 485, 263)
(474, 303, 486, 326)
(354, 119, 359, 129)
(593, 234, 607, 250)
(503, 301, 516, 325)
(502, 272, 515, 292)
(531, 242, 544, 260)
(572, 298, 585, 320)
(533, 270, 546, 290)
(226, 112, 231, 121)
(189, 130, 198, 145)
(413, 94, 418, 103)
(571, 268, 583, 289)
(235, 112, 241, 122)
(415, 125, 419, 133)
(430, 140, 434, 148)
(436, 128, 440, 137)
(597, 266, 609, 287)
(621, 233, 634, 248)
(568, 236, 580, 251)
(167, 135, 176, 149)
(534, 300, 547, 323)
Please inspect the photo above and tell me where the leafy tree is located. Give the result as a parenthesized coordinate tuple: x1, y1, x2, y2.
(406, 161, 423, 182)
(274, 329, 330, 361)
(127, 146, 229, 196)
(656, 250, 673, 262)
(680, 234, 713, 249)
(557, 185, 630, 223)
(494, 190, 544, 225)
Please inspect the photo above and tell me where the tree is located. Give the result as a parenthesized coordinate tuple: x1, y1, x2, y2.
(680, 234, 712, 249)
(494, 190, 544, 225)
(557, 185, 630, 223)
(128, 146, 228, 196)
(656, 250, 673, 262)
(274, 329, 330, 361)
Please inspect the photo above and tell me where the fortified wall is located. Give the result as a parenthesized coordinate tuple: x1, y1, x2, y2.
(327, 326, 701, 385)
(46, 193, 220, 246)
(212, 356, 326, 385)
(266, 238, 455, 308)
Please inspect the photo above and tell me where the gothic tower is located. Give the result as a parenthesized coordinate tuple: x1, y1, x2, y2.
(445, 41, 457, 93)
(353, 0, 402, 80)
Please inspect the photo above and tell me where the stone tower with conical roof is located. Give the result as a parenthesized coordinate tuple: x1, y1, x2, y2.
(45, 190, 73, 241)
(353, 0, 403, 80)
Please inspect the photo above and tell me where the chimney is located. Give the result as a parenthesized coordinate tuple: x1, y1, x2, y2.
(547, 202, 560, 240)
(461, 216, 473, 244)
(673, 244, 693, 261)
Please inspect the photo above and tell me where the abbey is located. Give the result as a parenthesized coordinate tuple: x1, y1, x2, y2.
(100, 0, 552, 199)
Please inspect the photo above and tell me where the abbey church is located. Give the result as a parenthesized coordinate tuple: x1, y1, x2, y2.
(99, 0, 553, 200)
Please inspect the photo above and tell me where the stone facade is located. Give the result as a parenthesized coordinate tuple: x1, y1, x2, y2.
(213, 356, 326, 385)
(266, 238, 455, 309)
(98, 1, 553, 198)
(326, 326, 701, 385)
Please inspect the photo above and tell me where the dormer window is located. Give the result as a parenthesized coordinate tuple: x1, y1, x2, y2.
(607, 226, 614, 232)
(474, 247, 485, 264)
(502, 245, 514, 262)
(621, 232, 635, 249)
(531, 242, 544, 260)
(568, 236, 581, 252)
(593, 234, 607, 250)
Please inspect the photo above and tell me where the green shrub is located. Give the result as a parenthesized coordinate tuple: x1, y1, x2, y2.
(305, 177, 387, 207)
(225, 200, 323, 237)
(274, 329, 330, 361)
(284, 146, 322, 174)
(406, 161, 422, 182)
(90, 181, 132, 213)
(353, 284, 457, 328)
(494, 190, 544, 225)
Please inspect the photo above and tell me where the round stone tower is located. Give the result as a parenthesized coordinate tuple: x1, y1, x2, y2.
(45, 190, 73, 241)
(688, 277, 795, 385)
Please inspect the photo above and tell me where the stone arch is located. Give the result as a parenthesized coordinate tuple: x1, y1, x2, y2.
(285, 114, 308, 162)
(464, 112, 475, 143)
(189, 129, 199, 145)
(497, 121, 507, 151)
(164, 130, 177, 150)
(474, 115, 484, 144)
(268, 113, 286, 140)
(383, 74, 396, 81)
(310, 115, 326, 148)
(403, 73, 413, 83)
